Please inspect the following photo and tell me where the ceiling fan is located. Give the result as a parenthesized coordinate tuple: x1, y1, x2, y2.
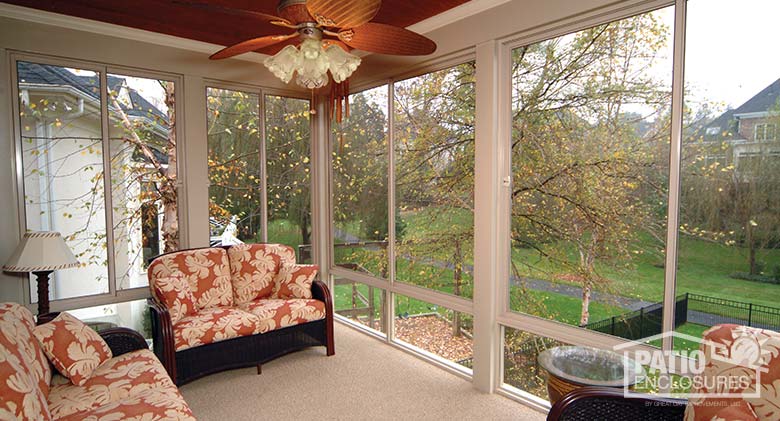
(204, 0, 437, 91)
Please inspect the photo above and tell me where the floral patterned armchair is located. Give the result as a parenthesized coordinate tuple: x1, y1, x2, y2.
(0, 302, 194, 420)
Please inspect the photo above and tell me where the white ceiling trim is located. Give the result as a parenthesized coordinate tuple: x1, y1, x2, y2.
(407, 0, 513, 34)
(0, 0, 510, 62)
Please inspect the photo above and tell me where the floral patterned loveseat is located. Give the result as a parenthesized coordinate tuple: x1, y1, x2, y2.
(147, 244, 334, 385)
(0, 302, 194, 420)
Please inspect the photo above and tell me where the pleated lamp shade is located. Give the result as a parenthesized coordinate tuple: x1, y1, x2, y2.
(3, 231, 79, 272)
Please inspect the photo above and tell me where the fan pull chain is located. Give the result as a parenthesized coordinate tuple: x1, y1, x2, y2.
(310, 88, 317, 115)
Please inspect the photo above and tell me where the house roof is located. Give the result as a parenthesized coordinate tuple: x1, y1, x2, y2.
(699, 78, 780, 142)
(733, 78, 780, 116)
(17, 61, 170, 164)
(700, 108, 738, 142)
(17, 61, 168, 121)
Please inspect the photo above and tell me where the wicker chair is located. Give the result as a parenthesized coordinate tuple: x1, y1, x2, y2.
(547, 387, 687, 421)
(147, 245, 335, 385)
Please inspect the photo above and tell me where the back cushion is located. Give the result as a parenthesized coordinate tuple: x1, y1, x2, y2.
(150, 276, 197, 325)
(0, 303, 52, 420)
(263, 243, 297, 266)
(227, 244, 280, 304)
(148, 248, 234, 310)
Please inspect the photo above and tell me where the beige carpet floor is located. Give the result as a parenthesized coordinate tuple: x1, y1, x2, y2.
(180, 322, 546, 420)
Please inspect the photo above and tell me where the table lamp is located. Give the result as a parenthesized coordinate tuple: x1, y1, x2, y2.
(3, 231, 79, 319)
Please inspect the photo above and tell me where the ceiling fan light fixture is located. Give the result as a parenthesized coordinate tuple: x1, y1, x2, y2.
(325, 43, 361, 83)
(263, 44, 301, 84)
(296, 38, 330, 89)
(263, 37, 361, 89)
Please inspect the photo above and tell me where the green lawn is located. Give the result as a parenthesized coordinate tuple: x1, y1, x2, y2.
(333, 282, 465, 322)
(512, 235, 780, 307)
(644, 323, 710, 353)
(298, 208, 780, 336)
(266, 218, 308, 261)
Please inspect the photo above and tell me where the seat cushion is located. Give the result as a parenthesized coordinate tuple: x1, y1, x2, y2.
(173, 308, 261, 351)
(55, 385, 195, 421)
(273, 264, 318, 299)
(33, 312, 113, 387)
(47, 349, 175, 419)
(239, 299, 326, 334)
(151, 275, 197, 325)
(148, 248, 234, 310)
(227, 244, 280, 304)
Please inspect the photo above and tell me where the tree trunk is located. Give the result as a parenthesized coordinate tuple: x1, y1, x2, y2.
(452, 239, 463, 337)
(299, 211, 311, 247)
(161, 81, 179, 252)
(748, 224, 757, 275)
(580, 284, 591, 326)
(578, 234, 597, 326)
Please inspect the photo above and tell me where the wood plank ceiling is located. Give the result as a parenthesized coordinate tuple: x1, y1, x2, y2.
(1, 0, 470, 53)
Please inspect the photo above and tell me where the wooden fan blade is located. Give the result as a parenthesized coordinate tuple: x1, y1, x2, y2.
(210, 34, 298, 60)
(339, 23, 436, 56)
(322, 39, 352, 52)
(254, 37, 302, 56)
(305, 0, 381, 29)
(172, 1, 291, 26)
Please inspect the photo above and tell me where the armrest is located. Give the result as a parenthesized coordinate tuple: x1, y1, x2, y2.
(99, 327, 148, 357)
(147, 297, 177, 382)
(547, 387, 687, 421)
(311, 280, 335, 356)
(311, 280, 332, 310)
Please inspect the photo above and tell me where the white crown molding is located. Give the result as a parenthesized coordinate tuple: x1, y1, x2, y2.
(0, 2, 266, 63)
(407, 0, 513, 34)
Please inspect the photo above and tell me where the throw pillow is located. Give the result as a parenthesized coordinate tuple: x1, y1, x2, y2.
(152, 275, 197, 324)
(273, 264, 318, 299)
(33, 312, 112, 386)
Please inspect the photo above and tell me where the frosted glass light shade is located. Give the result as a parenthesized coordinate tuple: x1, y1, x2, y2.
(325, 44, 361, 83)
(296, 39, 330, 89)
(264, 38, 361, 89)
(264, 45, 301, 84)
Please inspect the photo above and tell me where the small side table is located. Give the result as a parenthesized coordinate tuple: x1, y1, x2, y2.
(538, 345, 645, 404)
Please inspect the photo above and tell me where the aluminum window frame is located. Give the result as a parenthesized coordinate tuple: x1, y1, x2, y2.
(9, 51, 186, 312)
(493, 0, 685, 404)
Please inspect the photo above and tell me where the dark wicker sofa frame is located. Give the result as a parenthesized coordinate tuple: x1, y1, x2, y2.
(99, 327, 151, 356)
(147, 247, 335, 386)
(547, 387, 687, 421)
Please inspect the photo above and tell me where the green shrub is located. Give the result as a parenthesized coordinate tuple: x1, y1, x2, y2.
(729, 272, 780, 284)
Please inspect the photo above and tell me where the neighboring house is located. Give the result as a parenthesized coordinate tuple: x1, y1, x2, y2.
(700, 78, 780, 177)
(17, 62, 169, 312)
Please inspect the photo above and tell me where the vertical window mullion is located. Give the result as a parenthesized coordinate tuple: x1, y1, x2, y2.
(660, 0, 688, 354)
(386, 81, 396, 343)
(99, 69, 118, 298)
(260, 91, 268, 243)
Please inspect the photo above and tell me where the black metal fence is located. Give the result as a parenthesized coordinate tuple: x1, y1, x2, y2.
(584, 293, 780, 339)
(584, 294, 688, 340)
(686, 293, 780, 330)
